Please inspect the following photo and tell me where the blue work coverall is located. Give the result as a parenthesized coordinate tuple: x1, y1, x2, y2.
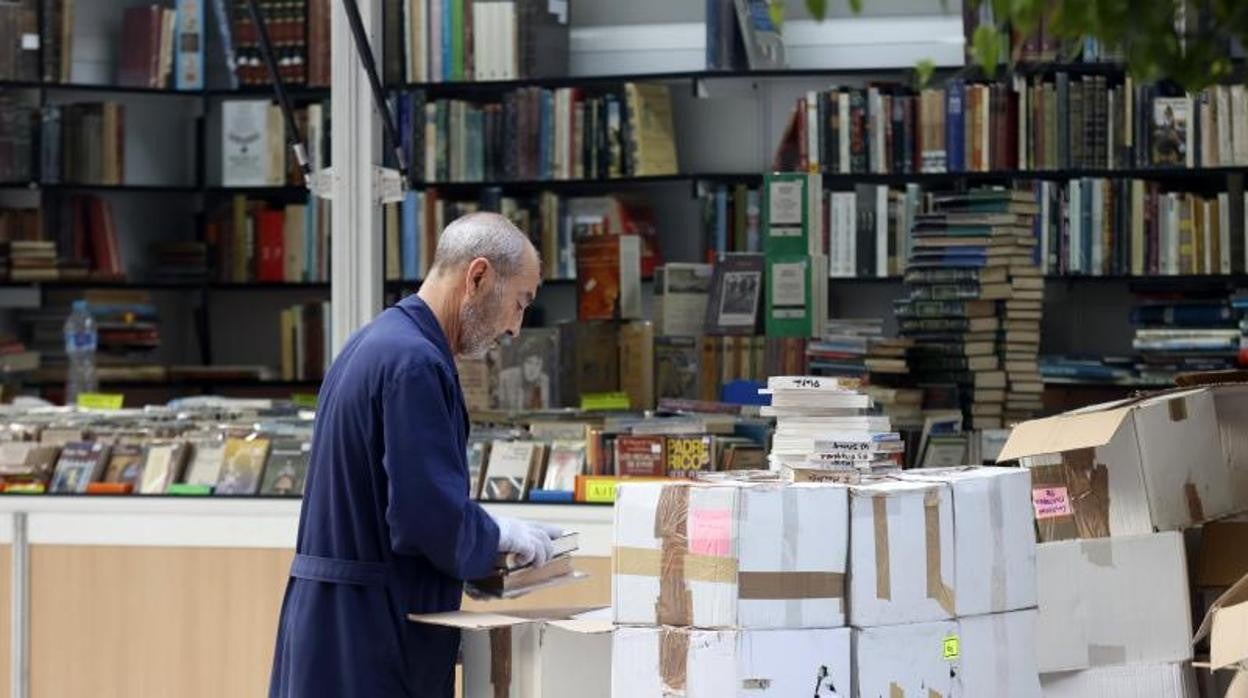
(269, 294, 500, 697)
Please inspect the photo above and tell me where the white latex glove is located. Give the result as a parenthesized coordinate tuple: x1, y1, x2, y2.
(492, 515, 564, 568)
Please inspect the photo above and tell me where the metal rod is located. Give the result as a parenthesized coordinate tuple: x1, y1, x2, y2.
(338, 0, 410, 186)
(242, 0, 312, 184)
(11, 512, 28, 698)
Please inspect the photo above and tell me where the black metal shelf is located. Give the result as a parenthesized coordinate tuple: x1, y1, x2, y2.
(25, 378, 322, 390)
(202, 85, 331, 99)
(2, 280, 332, 291)
(0, 182, 202, 193)
(0, 80, 202, 97)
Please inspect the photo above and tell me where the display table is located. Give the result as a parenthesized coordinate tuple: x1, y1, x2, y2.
(0, 497, 613, 698)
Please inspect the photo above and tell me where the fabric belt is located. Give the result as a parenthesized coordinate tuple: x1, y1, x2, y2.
(290, 553, 395, 587)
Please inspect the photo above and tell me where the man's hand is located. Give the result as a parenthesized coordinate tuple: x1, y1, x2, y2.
(492, 515, 564, 568)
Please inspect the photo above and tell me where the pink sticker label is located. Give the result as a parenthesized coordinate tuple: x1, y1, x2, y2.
(1032, 487, 1074, 519)
(688, 509, 732, 556)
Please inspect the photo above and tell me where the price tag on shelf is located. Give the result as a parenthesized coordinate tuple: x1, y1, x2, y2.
(580, 392, 630, 411)
(583, 479, 619, 503)
(77, 393, 124, 410)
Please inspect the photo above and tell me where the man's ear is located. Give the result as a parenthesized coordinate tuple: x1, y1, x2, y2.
(465, 257, 490, 295)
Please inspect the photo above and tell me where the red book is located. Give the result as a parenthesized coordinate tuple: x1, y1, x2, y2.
(255, 209, 286, 282)
(614, 435, 666, 477)
(118, 6, 162, 87)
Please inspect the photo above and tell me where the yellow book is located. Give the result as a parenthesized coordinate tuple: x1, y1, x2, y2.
(624, 83, 678, 176)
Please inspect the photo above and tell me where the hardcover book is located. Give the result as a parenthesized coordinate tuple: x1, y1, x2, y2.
(665, 435, 713, 478)
(183, 437, 226, 488)
(215, 437, 271, 495)
(704, 253, 765, 335)
(495, 327, 560, 410)
(259, 438, 311, 496)
(102, 443, 146, 488)
(50, 441, 110, 494)
(614, 435, 666, 477)
(655, 336, 701, 401)
(480, 440, 542, 501)
(138, 442, 189, 494)
(575, 234, 641, 321)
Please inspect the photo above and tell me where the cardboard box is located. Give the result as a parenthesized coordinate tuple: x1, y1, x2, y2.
(848, 479, 955, 626)
(408, 609, 612, 698)
(958, 610, 1042, 698)
(1040, 662, 1198, 698)
(611, 626, 851, 697)
(1194, 569, 1248, 693)
(852, 620, 958, 697)
(997, 385, 1248, 542)
(1036, 532, 1193, 673)
(613, 480, 849, 628)
(901, 466, 1037, 616)
(1198, 520, 1248, 588)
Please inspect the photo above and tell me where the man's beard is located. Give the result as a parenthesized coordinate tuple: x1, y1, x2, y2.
(457, 284, 505, 358)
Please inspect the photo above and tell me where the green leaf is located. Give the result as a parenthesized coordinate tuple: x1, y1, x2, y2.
(971, 24, 1002, 75)
(915, 59, 936, 88)
(846, 0, 862, 13)
(807, 0, 827, 19)
(769, 0, 785, 28)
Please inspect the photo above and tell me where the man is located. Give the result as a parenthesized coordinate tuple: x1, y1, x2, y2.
(269, 212, 562, 697)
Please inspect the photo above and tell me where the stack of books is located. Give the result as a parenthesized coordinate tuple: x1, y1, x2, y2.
(468, 532, 581, 598)
(7, 241, 59, 282)
(897, 188, 1044, 429)
(1131, 300, 1240, 383)
(761, 375, 901, 482)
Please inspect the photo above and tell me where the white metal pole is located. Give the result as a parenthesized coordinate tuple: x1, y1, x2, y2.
(330, 0, 385, 356)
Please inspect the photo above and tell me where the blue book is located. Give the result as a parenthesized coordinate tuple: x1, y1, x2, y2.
(528, 489, 575, 503)
(714, 186, 728, 256)
(945, 80, 965, 172)
(442, 0, 453, 82)
(174, 0, 204, 90)
(401, 191, 420, 280)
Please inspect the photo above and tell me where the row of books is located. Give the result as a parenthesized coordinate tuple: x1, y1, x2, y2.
(773, 76, 1248, 175)
(39, 102, 126, 185)
(382, 0, 569, 85)
(701, 184, 763, 258)
(382, 191, 659, 283)
(468, 415, 767, 502)
(204, 196, 331, 283)
(279, 301, 331, 382)
(826, 184, 924, 279)
(1035, 180, 1248, 277)
(0, 405, 313, 495)
(221, 100, 330, 187)
(223, 0, 325, 86)
(392, 82, 678, 183)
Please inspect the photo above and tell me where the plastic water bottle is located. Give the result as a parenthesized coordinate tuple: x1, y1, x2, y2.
(63, 300, 98, 405)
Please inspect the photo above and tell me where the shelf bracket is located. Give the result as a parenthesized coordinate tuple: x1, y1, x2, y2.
(304, 166, 405, 205)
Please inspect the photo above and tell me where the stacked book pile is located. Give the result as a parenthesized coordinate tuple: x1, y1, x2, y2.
(1131, 300, 1239, 383)
(7, 241, 60, 282)
(761, 375, 902, 482)
(468, 532, 581, 598)
(151, 242, 209, 283)
(897, 188, 1044, 429)
(807, 319, 920, 424)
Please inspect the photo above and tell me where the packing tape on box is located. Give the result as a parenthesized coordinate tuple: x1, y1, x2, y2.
(1088, 644, 1126, 666)
(660, 627, 689, 694)
(873, 495, 892, 601)
(656, 484, 694, 626)
(1169, 396, 1188, 422)
(782, 486, 800, 626)
(889, 682, 904, 697)
(489, 626, 511, 698)
(614, 546, 737, 583)
(923, 488, 955, 616)
(992, 612, 1008, 695)
(1185, 481, 1206, 522)
(988, 478, 1007, 612)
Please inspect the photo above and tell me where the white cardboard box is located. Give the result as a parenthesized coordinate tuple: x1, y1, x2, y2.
(611, 626, 852, 697)
(959, 610, 1042, 698)
(408, 610, 612, 698)
(1036, 532, 1193, 673)
(853, 620, 958, 697)
(901, 466, 1037, 616)
(613, 480, 849, 628)
(848, 479, 955, 626)
(1040, 662, 1198, 698)
(998, 385, 1248, 541)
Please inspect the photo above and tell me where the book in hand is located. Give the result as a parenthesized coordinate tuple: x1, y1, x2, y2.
(495, 532, 580, 571)
(467, 555, 583, 600)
